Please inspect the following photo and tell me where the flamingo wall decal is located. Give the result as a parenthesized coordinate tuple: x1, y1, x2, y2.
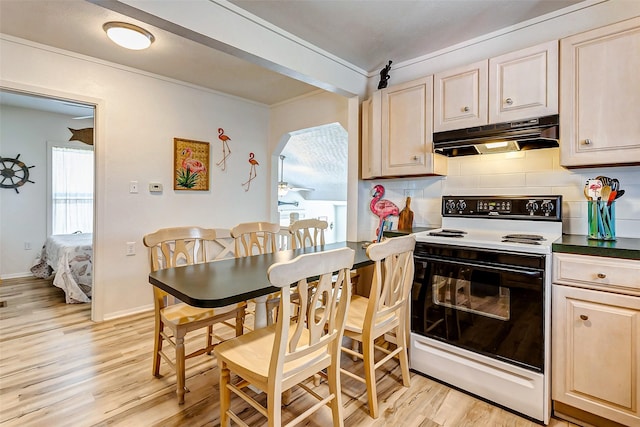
(242, 152, 259, 191)
(370, 184, 399, 237)
(216, 128, 231, 170)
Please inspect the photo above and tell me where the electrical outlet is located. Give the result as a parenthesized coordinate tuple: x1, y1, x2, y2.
(24, 242, 32, 250)
(404, 189, 414, 198)
(126, 241, 136, 256)
(129, 181, 139, 194)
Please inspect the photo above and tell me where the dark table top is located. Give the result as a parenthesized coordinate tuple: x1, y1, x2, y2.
(149, 241, 373, 308)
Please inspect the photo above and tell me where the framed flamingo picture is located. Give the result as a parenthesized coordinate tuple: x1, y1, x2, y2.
(173, 138, 210, 191)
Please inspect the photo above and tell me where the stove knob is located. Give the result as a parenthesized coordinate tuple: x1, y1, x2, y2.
(541, 201, 555, 214)
(445, 200, 456, 212)
(525, 201, 539, 214)
(456, 200, 467, 211)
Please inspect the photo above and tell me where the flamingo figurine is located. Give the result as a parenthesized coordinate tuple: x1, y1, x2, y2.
(216, 128, 231, 170)
(370, 184, 399, 237)
(242, 152, 259, 191)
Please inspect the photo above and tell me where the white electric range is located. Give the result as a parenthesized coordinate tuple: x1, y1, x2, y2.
(409, 195, 562, 424)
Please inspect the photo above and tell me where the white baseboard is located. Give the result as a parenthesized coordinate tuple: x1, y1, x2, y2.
(1, 272, 33, 280)
(101, 304, 154, 321)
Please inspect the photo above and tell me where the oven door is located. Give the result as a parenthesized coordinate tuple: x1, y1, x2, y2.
(412, 250, 545, 372)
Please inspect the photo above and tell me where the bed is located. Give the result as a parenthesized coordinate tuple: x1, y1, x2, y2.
(31, 233, 93, 303)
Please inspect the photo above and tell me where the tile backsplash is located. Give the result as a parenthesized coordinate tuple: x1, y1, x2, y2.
(369, 148, 640, 238)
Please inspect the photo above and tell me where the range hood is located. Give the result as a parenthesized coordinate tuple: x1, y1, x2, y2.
(434, 115, 559, 157)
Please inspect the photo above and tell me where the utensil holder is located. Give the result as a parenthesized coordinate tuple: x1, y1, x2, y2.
(588, 200, 616, 240)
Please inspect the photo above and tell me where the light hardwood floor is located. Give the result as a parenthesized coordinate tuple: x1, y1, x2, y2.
(0, 277, 579, 427)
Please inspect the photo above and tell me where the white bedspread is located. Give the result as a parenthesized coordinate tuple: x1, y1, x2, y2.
(31, 233, 93, 303)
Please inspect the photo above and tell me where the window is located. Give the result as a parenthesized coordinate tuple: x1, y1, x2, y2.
(51, 146, 94, 235)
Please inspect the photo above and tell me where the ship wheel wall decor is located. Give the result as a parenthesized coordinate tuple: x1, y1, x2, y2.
(1, 154, 35, 193)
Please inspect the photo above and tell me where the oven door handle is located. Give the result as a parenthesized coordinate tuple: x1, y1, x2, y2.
(415, 255, 543, 278)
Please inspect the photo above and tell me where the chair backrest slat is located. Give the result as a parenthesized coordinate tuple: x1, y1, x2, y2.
(266, 247, 355, 379)
(289, 218, 328, 249)
(143, 226, 228, 310)
(365, 235, 416, 331)
(231, 222, 280, 257)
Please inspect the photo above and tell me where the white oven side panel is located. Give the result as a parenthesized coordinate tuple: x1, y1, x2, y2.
(410, 334, 550, 424)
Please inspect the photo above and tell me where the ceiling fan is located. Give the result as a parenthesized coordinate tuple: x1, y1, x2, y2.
(278, 155, 314, 196)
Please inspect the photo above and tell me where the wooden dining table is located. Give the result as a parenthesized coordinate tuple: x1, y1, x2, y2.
(149, 241, 373, 328)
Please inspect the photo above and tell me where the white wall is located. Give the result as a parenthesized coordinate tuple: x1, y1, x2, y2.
(268, 91, 349, 222)
(1, 37, 269, 320)
(0, 105, 93, 277)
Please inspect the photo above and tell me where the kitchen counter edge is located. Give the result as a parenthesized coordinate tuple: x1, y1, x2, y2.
(552, 234, 640, 260)
(383, 227, 435, 238)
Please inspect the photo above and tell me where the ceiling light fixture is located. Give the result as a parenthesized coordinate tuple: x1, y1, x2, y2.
(103, 22, 155, 50)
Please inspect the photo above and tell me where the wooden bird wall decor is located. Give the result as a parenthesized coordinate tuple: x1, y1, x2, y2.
(68, 128, 94, 145)
(216, 127, 232, 171)
(242, 152, 259, 192)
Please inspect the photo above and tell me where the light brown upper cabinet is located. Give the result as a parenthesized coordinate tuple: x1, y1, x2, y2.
(434, 40, 558, 132)
(434, 60, 488, 132)
(560, 17, 640, 168)
(362, 76, 447, 178)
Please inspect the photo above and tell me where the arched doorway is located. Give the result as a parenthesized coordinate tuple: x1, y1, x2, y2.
(276, 122, 348, 243)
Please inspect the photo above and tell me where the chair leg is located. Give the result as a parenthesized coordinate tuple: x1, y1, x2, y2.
(219, 361, 231, 427)
(175, 332, 186, 404)
(363, 337, 379, 418)
(152, 319, 163, 377)
(235, 307, 245, 337)
(327, 363, 344, 427)
(206, 325, 214, 355)
(397, 325, 411, 387)
(351, 338, 359, 362)
(267, 382, 282, 427)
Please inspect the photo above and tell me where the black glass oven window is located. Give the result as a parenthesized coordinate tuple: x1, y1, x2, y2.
(412, 256, 544, 372)
(432, 266, 510, 321)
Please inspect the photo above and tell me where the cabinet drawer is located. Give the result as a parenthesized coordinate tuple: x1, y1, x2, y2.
(553, 253, 640, 294)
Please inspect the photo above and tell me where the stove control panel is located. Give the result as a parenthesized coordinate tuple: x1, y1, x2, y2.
(442, 195, 562, 221)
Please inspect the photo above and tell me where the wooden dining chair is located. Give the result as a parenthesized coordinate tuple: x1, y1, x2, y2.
(143, 226, 246, 404)
(340, 234, 416, 418)
(288, 218, 327, 249)
(230, 221, 280, 257)
(214, 247, 355, 427)
(230, 221, 282, 327)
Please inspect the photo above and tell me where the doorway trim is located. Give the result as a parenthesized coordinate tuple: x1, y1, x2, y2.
(1, 80, 105, 322)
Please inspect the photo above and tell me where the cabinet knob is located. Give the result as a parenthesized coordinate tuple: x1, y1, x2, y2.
(583, 139, 592, 145)
(597, 273, 606, 279)
(463, 106, 470, 112)
(505, 98, 513, 105)
(580, 314, 589, 321)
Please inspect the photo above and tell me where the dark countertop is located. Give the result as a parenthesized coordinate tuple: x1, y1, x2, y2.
(383, 226, 434, 237)
(552, 234, 640, 260)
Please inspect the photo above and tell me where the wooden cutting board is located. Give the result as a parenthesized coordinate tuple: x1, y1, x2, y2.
(398, 197, 414, 231)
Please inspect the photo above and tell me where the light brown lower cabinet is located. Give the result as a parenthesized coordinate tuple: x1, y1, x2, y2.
(552, 253, 640, 426)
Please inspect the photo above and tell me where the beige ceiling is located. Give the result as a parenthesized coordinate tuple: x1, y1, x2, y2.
(0, 0, 585, 106)
(229, 0, 585, 72)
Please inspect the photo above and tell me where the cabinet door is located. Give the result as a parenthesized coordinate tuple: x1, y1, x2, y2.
(434, 60, 488, 132)
(560, 17, 640, 167)
(552, 285, 640, 426)
(361, 93, 381, 179)
(381, 76, 445, 176)
(489, 40, 558, 123)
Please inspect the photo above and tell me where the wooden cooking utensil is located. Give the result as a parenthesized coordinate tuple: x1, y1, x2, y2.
(398, 197, 414, 231)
